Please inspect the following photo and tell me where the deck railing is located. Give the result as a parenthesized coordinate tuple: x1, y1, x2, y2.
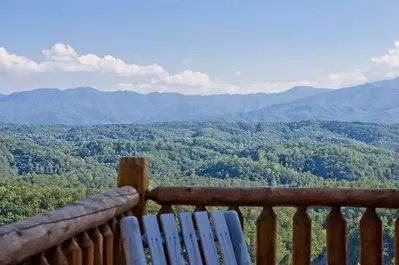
(0, 157, 398, 265)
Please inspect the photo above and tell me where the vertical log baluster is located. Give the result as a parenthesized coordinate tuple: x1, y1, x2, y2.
(228, 206, 244, 230)
(118, 157, 149, 234)
(360, 208, 382, 265)
(195, 205, 207, 213)
(101, 224, 113, 265)
(292, 207, 311, 265)
(64, 238, 82, 265)
(256, 206, 277, 265)
(78, 232, 94, 265)
(116, 215, 127, 265)
(396, 217, 399, 265)
(30, 253, 51, 265)
(109, 217, 122, 265)
(326, 207, 347, 265)
(90, 227, 104, 265)
(157, 205, 176, 219)
(47, 245, 68, 265)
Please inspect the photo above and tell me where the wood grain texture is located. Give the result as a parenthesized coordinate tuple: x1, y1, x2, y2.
(292, 207, 311, 265)
(256, 207, 277, 265)
(100, 224, 113, 265)
(78, 232, 94, 265)
(64, 238, 82, 265)
(148, 187, 399, 208)
(326, 207, 347, 265)
(116, 215, 127, 265)
(29, 253, 50, 265)
(118, 157, 149, 234)
(47, 245, 68, 265)
(0, 187, 138, 265)
(90, 228, 103, 265)
(359, 208, 382, 265)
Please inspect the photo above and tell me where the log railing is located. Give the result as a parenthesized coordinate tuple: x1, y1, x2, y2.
(147, 186, 399, 265)
(0, 157, 398, 265)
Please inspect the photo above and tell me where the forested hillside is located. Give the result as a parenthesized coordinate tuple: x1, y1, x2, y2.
(1, 120, 399, 264)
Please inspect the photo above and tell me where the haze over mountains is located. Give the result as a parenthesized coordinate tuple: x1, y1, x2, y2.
(0, 77, 398, 125)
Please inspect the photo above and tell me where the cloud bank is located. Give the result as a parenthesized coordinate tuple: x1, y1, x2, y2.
(1, 40, 399, 94)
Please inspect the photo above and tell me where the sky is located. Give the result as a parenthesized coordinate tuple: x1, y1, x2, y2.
(0, 0, 398, 95)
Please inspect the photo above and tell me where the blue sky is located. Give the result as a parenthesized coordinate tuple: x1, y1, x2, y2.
(0, 0, 398, 94)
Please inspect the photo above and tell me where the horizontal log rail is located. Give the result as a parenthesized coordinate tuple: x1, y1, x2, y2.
(148, 186, 399, 208)
(148, 186, 399, 265)
(0, 187, 138, 265)
(1, 157, 398, 265)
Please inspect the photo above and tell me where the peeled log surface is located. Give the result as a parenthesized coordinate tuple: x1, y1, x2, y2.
(326, 207, 347, 265)
(0, 187, 138, 265)
(256, 207, 277, 265)
(148, 187, 399, 208)
(292, 207, 311, 265)
(360, 208, 382, 265)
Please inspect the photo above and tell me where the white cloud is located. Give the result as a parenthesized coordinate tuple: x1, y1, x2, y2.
(372, 41, 399, 68)
(1, 40, 399, 95)
(0, 43, 167, 77)
(327, 69, 368, 87)
(0, 47, 41, 74)
(154, 70, 212, 86)
(321, 40, 399, 88)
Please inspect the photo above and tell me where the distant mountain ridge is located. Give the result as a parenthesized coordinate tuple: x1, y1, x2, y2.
(0, 86, 329, 125)
(243, 83, 399, 123)
(0, 77, 398, 125)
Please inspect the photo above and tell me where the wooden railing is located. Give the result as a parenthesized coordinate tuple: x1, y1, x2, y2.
(0, 157, 398, 265)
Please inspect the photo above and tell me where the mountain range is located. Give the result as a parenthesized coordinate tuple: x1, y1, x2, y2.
(0, 77, 398, 125)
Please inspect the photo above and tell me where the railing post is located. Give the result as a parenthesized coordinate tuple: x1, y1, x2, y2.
(118, 157, 149, 233)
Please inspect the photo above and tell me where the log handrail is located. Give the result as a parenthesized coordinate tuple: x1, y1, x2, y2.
(1, 157, 398, 265)
(0, 186, 138, 265)
(147, 186, 399, 208)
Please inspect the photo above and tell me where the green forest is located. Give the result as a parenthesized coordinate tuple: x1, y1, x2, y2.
(1, 120, 399, 264)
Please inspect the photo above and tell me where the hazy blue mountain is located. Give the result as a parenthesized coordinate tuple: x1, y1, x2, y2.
(372, 77, 399, 89)
(0, 77, 398, 125)
(244, 83, 399, 123)
(0, 86, 329, 125)
(0, 94, 5, 99)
